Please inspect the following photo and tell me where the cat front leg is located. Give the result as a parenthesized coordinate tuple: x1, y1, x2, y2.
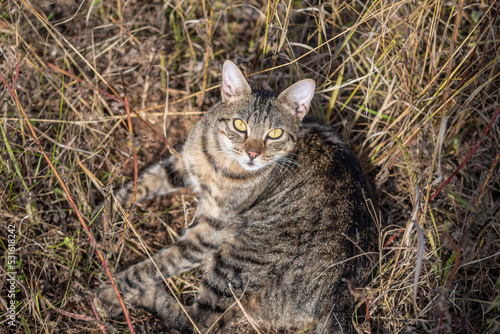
(91, 155, 187, 223)
(114, 155, 187, 208)
(93, 213, 230, 318)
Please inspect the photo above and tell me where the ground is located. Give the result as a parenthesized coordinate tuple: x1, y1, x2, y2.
(1, 0, 499, 333)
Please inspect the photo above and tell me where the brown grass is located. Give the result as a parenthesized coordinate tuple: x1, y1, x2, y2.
(1, 0, 499, 333)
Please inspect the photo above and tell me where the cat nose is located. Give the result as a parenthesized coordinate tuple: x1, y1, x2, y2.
(246, 150, 260, 160)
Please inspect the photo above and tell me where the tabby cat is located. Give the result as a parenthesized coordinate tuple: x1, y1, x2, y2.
(94, 60, 377, 333)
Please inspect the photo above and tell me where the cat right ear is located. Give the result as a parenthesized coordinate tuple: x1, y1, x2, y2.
(221, 60, 252, 103)
(278, 79, 315, 121)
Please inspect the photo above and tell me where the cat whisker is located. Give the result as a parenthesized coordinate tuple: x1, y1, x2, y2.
(280, 156, 302, 169)
(272, 156, 301, 177)
(273, 161, 296, 178)
(271, 163, 285, 180)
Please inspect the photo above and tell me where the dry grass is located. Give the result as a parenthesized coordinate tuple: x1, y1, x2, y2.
(1, 0, 499, 333)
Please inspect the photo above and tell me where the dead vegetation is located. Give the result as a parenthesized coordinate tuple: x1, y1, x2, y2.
(1, 0, 499, 333)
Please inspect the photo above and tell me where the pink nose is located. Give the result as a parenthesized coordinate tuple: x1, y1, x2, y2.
(246, 150, 260, 160)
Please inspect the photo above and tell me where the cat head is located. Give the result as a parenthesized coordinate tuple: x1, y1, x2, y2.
(214, 60, 315, 172)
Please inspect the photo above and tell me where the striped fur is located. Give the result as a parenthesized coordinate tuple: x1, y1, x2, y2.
(94, 61, 377, 333)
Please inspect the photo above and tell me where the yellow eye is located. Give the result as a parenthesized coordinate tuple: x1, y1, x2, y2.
(233, 119, 247, 132)
(267, 128, 283, 139)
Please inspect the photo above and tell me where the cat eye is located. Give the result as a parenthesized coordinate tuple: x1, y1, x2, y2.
(267, 128, 283, 139)
(233, 119, 247, 132)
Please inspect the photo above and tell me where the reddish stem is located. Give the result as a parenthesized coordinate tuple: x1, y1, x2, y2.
(429, 104, 500, 203)
(366, 297, 371, 333)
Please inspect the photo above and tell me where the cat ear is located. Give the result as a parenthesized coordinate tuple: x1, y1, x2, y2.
(221, 60, 252, 103)
(278, 79, 315, 121)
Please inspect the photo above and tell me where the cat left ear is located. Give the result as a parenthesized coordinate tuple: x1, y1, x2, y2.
(278, 79, 315, 121)
(221, 60, 252, 103)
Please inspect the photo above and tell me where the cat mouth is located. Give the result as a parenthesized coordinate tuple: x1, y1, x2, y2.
(240, 160, 262, 171)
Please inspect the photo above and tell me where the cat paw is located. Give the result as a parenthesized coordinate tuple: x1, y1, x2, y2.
(93, 283, 125, 318)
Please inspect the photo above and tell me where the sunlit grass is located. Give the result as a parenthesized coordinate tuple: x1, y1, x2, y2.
(1, 0, 499, 332)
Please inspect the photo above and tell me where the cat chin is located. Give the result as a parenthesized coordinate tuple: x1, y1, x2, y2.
(239, 161, 264, 171)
